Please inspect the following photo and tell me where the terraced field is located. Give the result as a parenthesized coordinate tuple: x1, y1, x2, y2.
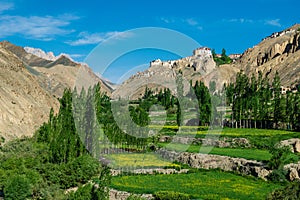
(111, 170, 282, 200)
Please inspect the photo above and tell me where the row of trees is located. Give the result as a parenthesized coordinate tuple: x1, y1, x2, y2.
(226, 71, 300, 130)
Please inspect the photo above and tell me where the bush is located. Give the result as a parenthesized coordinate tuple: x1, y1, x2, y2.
(42, 155, 100, 189)
(4, 174, 32, 200)
(267, 169, 288, 183)
(163, 163, 181, 171)
(126, 194, 147, 200)
(268, 145, 298, 170)
(67, 184, 93, 200)
(154, 191, 190, 200)
(267, 182, 300, 199)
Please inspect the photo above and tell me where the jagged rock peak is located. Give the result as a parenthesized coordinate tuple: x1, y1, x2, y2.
(24, 46, 57, 61)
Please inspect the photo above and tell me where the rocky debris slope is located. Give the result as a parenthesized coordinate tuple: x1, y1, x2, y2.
(0, 45, 59, 141)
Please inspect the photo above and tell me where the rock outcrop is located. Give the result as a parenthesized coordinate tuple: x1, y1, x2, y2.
(157, 149, 271, 180)
(284, 162, 300, 181)
(237, 24, 300, 88)
(280, 138, 300, 153)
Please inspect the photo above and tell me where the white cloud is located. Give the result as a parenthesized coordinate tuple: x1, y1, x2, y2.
(186, 18, 198, 26)
(69, 54, 85, 58)
(0, 14, 79, 40)
(67, 31, 132, 46)
(0, 2, 14, 13)
(227, 18, 254, 23)
(265, 19, 281, 27)
(160, 17, 203, 30)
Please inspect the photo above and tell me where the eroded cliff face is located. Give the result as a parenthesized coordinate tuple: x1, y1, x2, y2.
(237, 24, 300, 87)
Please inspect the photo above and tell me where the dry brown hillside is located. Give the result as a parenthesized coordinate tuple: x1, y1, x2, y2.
(1, 41, 112, 98)
(0, 45, 59, 141)
(0, 42, 113, 142)
(113, 24, 300, 100)
(236, 24, 300, 87)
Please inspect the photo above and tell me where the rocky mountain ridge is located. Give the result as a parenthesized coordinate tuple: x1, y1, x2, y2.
(236, 24, 300, 87)
(24, 46, 58, 61)
(113, 24, 300, 100)
(0, 45, 59, 141)
(0, 41, 113, 141)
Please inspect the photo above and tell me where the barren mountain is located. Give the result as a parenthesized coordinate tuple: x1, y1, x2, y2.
(112, 47, 217, 99)
(0, 41, 113, 142)
(236, 24, 300, 87)
(0, 45, 59, 141)
(1, 41, 112, 98)
(113, 24, 300, 100)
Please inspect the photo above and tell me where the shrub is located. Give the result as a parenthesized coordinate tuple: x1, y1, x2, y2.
(268, 145, 297, 170)
(4, 174, 32, 200)
(267, 169, 288, 183)
(127, 194, 147, 200)
(154, 191, 190, 200)
(267, 182, 300, 199)
(67, 184, 93, 200)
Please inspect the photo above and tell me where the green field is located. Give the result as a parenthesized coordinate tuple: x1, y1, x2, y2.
(111, 171, 282, 200)
(160, 143, 272, 161)
(105, 153, 172, 169)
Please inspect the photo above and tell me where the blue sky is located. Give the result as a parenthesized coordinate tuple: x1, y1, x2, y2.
(0, 0, 300, 82)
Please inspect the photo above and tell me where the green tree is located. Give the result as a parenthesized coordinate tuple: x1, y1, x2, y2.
(272, 71, 283, 128)
(48, 89, 86, 164)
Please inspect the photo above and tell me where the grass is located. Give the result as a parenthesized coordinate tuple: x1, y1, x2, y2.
(105, 153, 172, 169)
(111, 170, 282, 200)
(150, 126, 299, 137)
(159, 143, 272, 161)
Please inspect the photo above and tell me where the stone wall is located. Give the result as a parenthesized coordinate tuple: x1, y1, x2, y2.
(109, 189, 154, 200)
(156, 149, 271, 180)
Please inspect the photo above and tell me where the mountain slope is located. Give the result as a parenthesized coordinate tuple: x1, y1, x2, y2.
(236, 24, 300, 87)
(1, 42, 112, 97)
(113, 24, 300, 100)
(112, 47, 217, 99)
(0, 45, 59, 141)
(0, 41, 114, 142)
